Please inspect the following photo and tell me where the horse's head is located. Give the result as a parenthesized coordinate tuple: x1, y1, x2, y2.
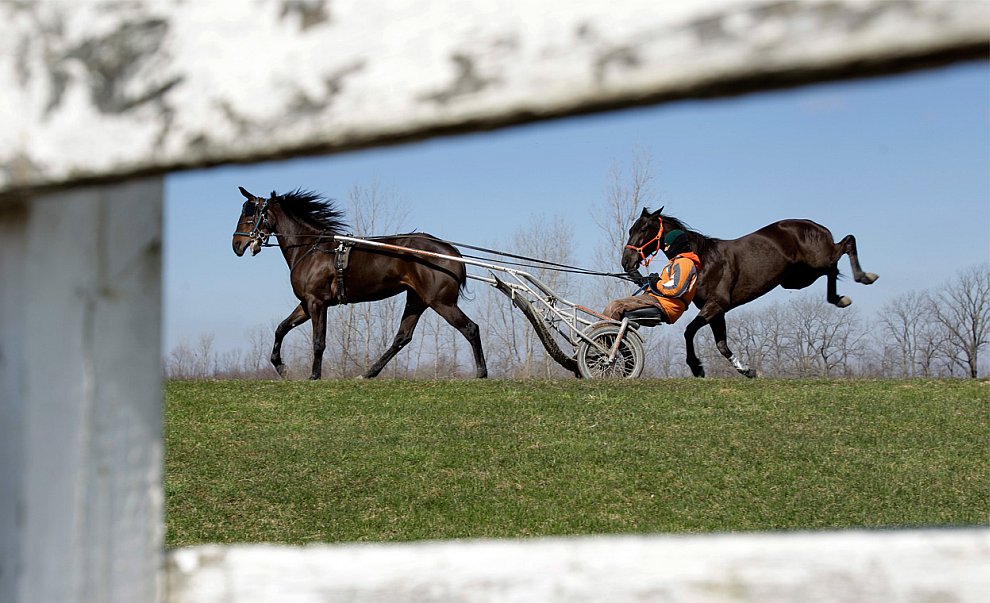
(232, 186, 274, 256)
(621, 206, 665, 273)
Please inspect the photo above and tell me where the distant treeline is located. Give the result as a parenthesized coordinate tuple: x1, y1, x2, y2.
(167, 262, 989, 380)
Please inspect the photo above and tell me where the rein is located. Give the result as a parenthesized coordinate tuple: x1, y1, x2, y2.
(624, 216, 664, 268)
(234, 221, 639, 283)
(416, 235, 638, 281)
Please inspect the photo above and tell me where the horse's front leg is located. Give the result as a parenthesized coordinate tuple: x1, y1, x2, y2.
(709, 313, 756, 378)
(309, 302, 329, 380)
(272, 304, 309, 377)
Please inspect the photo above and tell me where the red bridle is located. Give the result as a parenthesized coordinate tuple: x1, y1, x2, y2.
(624, 217, 664, 268)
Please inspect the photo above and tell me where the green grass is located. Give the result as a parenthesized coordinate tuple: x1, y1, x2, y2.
(165, 379, 989, 546)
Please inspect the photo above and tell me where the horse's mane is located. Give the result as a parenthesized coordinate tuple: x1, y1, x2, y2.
(657, 213, 693, 234)
(656, 211, 720, 255)
(274, 189, 350, 233)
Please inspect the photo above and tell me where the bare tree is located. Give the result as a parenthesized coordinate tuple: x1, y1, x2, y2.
(165, 333, 216, 378)
(246, 323, 277, 378)
(475, 264, 526, 376)
(513, 214, 578, 376)
(643, 329, 689, 377)
(473, 213, 579, 377)
(782, 296, 865, 377)
(166, 340, 195, 379)
(930, 263, 990, 378)
(591, 147, 661, 305)
(876, 291, 947, 377)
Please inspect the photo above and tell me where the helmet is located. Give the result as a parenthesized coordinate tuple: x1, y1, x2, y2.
(663, 229, 690, 255)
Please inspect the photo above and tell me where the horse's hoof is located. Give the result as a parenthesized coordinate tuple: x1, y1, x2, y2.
(836, 296, 852, 308)
(862, 272, 879, 284)
(742, 368, 757, 379)
(691, 366, 706, 378)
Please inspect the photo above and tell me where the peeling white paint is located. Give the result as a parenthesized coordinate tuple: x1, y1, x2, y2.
(165, 529, 990, 603)
(1, 0, 987, 195)
(2, 3, 989, 602)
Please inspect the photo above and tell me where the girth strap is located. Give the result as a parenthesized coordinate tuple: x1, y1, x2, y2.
(334, 241, 353, 305)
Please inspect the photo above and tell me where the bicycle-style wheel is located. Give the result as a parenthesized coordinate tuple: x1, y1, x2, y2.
(576, 323, 645, 379)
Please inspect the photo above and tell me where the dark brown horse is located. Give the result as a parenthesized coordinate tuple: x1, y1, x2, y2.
(622, 208, 878, 378)
(232, 187, 487, 379)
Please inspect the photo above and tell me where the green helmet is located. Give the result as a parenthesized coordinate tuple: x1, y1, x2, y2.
(663, 229, 687, 250)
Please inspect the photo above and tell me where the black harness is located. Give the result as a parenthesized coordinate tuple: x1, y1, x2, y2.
(333, 240, 353, 305)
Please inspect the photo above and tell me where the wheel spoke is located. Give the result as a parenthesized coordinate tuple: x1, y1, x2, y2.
(576, 323, 645, 379)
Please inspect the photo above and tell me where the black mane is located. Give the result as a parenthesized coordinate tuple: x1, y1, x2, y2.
(656, 212, 693, 235)
(275, 189, 349, 233)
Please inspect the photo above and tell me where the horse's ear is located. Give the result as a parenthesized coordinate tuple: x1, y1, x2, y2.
(641, 207, 651, 218)
(652, 206, 664, 217)
(270, 190, 277, 200)
(239, 186, 254, 200)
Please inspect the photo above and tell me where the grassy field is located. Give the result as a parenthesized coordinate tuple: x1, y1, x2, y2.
(165, 379, 988, 547)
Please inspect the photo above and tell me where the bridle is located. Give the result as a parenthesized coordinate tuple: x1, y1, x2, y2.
(233, 197, 273, 248)
(624, 216, 664, 268)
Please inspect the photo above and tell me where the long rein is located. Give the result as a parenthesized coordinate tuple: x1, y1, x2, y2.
(244, 229, 640, 283)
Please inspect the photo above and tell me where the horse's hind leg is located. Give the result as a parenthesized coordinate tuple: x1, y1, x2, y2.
(432, 302, 488, 378)
(838, 235, 879, 284)
(710, 314, 756, 378)
(828, 235, 879, 308)
(272, 303, 309, 377)
(826, 265, 852, 308)
(363, 293, 427, 379)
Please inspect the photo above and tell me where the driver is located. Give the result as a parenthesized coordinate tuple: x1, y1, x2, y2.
(604, 229, 701, 323)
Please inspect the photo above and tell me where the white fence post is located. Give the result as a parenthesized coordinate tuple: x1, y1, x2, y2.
(0, 179, 164, 603)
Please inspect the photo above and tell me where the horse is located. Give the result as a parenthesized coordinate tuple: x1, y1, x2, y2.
(231, 187, 487, 380)
(621, 207, 878, 378)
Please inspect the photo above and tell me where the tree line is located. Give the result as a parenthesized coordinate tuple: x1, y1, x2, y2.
(167, 159, 989, 380)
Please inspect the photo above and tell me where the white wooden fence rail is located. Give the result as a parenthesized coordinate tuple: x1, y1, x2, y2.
(165, 530, 990, 603)
(1, 1, 987, 602)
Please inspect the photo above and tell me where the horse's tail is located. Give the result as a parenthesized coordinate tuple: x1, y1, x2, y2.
(454, 258, 476, 301)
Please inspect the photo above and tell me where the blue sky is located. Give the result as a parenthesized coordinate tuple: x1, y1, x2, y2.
(164, 61, 989, 357)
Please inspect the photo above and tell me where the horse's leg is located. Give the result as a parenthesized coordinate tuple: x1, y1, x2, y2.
(837, 235, 879, 285)
(825, 265, 852, 308)
(363, 293, 428, 379)
(432, 302, 488, 378)
(309, 302, 329, 380)
(828, 235, 879, 308)
(710, 314, 756, 378)
(271, 303, 309, 377)
(683, 314, 708, 378)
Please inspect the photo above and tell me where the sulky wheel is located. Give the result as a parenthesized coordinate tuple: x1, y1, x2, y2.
(576, 323, 645, 379)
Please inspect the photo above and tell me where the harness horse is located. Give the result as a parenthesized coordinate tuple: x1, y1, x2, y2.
(232, 187, 488, 380)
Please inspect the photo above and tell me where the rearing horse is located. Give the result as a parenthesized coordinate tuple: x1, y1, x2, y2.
(232, 187, 487, 379)
(622, 208, 878, 378)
